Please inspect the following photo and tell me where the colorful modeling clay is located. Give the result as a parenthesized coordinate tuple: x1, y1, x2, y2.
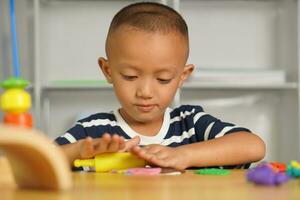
(286, 160, 300, 178)
(124, 168, 162, 175)
(290, 160, 300, 168)
(270, 162, 287, 172)
(246, 164, 290, 185)
(110, 167, 184, 175)
(195, 168, 230, 175)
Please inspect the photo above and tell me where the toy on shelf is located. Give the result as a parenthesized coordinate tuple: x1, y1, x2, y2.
(246, 162, 290, 186)
(0, 78, 32, 128)
(74, 152, 146, 172)
(0, 0, 32, 128)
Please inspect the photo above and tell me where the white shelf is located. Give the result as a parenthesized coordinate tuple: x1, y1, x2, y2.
(183, 82, 298, 90)
(42, 81, 298, 90)
(43, 80, 111, 90)
(43, 84, 112, 90)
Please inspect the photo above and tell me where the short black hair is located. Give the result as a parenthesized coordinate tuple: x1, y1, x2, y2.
(105, 2, 189, 59)
(107, 2, 189, 40)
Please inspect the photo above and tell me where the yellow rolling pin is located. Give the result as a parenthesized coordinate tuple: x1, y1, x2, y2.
(74, 152, 146, 172)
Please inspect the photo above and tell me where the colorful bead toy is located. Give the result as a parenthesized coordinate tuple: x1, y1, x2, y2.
(0, 0, 33, 128)
(0, 78, 32, 128)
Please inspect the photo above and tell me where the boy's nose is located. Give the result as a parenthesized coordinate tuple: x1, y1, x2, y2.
(136, 80, 153, 99)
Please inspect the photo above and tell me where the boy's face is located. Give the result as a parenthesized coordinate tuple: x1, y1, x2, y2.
(99, 26, 194, 125)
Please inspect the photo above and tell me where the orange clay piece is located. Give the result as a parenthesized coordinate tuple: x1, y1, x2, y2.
(270, 162, 287, 172)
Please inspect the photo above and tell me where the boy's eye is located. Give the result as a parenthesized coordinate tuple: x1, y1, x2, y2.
(157, 78, 172, 84)
(122, 74, 138, 80)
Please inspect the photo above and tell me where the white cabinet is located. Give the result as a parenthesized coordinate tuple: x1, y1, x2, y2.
(0, 0, 298, 163)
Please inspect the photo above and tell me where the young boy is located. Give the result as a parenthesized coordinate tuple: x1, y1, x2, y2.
(55, 2, 265, 170)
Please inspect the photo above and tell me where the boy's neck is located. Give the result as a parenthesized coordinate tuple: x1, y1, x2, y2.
(130, 120, 163, 137)
(118, 109, 164, 137)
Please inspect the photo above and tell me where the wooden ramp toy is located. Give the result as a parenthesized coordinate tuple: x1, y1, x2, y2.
(0, 155, 16, 188)
(0, 125, 72, 190)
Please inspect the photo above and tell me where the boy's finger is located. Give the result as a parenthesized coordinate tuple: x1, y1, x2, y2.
(130, 145, 142, 154)
(119, 137, 125, 150)
(80, 137, 94, 158)
(95, 134, 111, 153)
(107, 135, 121, 152)
(149, 157, 168, 168)
(130, 146, 166, 168)
(144, 146, 161, 155)
(93, 133, 110, 145)
(123, 136, 140, 151)
(140, 151, 167, 167)
(132, 146, 150, 159)
(83, 137, 93, 148)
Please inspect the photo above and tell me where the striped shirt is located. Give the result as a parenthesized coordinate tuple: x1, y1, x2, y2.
(55, 105, 251, 169)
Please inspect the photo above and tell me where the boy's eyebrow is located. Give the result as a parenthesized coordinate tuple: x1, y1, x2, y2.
(119, 64, 140, 71)
(155, 68, 176, 74)
(119, 63, 176, 73)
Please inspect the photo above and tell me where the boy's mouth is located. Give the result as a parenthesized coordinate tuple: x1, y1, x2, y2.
(135, 104, 155, 112)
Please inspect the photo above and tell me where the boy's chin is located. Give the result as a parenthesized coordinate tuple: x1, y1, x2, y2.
(121, 107, 165, 123)
(132, 113, 163, 124)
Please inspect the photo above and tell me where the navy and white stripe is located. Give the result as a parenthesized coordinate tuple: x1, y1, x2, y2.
(55, 105, 251, 169)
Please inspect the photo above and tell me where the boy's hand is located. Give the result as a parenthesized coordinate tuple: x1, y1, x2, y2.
(130, 144, 188, 170)
(79, 134, 140, 159)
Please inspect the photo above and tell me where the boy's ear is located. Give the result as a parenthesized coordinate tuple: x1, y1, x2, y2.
(98, 57, 113, 83)
(178, 64, 194, 87)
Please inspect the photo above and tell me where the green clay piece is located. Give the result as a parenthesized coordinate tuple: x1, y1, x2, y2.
(1, 77, 29, 89)
(195, 168, 230, 175)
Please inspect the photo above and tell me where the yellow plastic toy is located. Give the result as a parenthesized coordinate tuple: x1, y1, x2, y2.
(74, 152, 146, 172)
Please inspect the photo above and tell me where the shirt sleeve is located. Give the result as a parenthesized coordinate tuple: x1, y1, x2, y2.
(192, 106, 252, 169)
(54, 123, 92, 172)
(193, 106, 251, 141)
(54, 123, 88, 145)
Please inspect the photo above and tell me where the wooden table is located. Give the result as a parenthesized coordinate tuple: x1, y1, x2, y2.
(0, 157, 300, 200)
